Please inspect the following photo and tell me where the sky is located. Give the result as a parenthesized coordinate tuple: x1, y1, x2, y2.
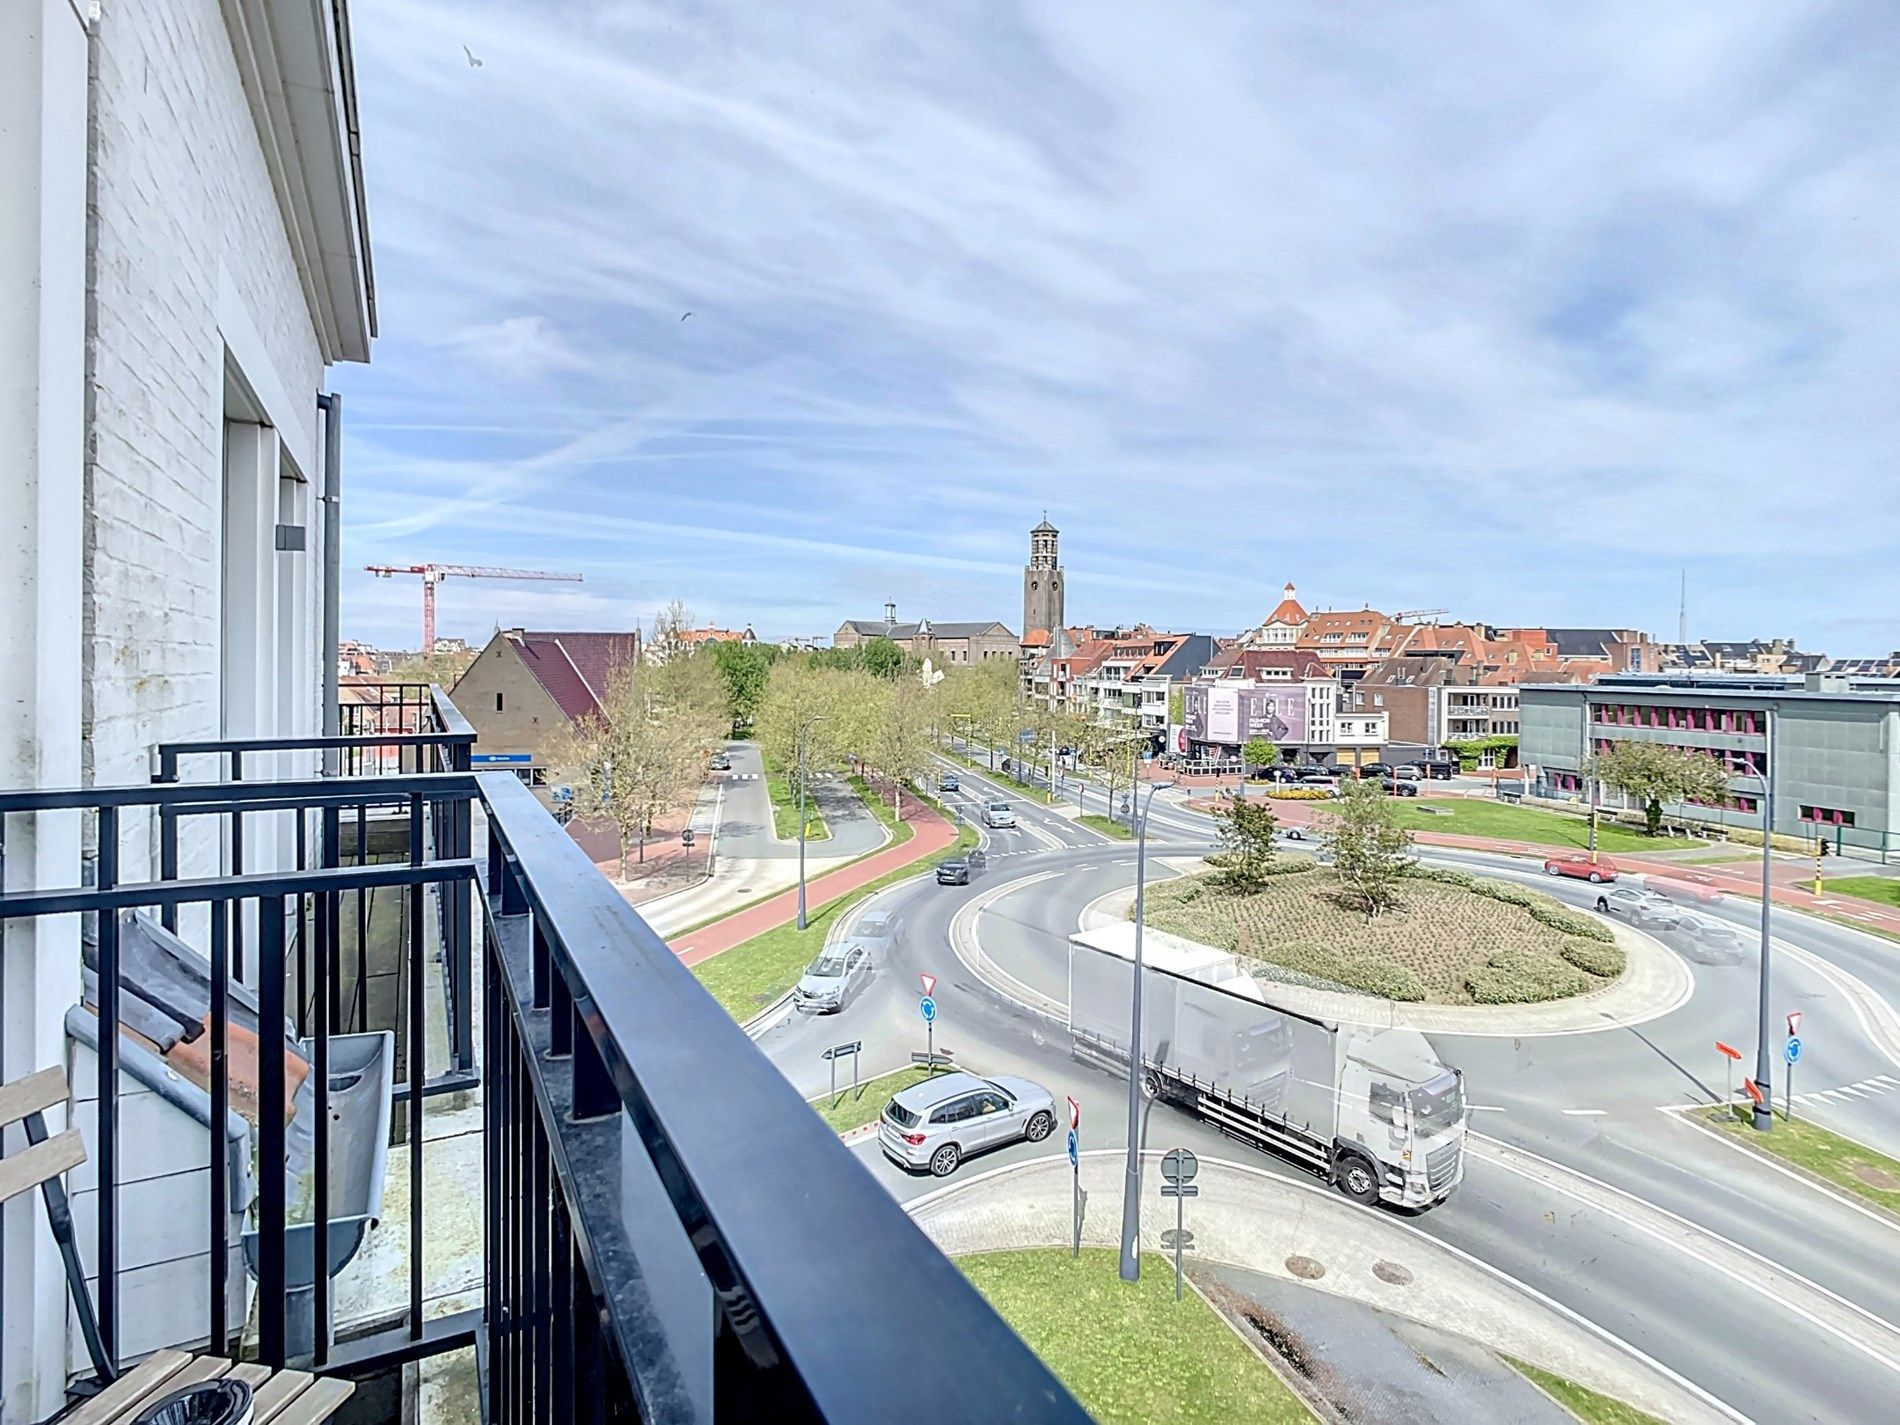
(336, 0, 1900, 654)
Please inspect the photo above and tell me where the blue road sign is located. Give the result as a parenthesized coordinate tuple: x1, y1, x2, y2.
(1067, 1129, 1078, 1168)
(919, 995, 937, 1024)
(1784, 1036, 1803, 1065)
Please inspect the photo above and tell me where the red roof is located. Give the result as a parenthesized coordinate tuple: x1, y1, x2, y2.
(1203, 648, 1327, 680)
(513, 631, 641, 722)
(1263, 583, 1307, 627)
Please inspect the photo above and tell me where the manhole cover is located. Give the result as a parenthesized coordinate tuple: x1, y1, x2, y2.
(1853, 1165, 1900, 1192)
(1372, 1260, 1413, 1286)
(1285, 1255, 1325, 1280)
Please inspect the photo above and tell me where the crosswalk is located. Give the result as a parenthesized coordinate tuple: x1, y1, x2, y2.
(1789, 1074, 1899, 1107)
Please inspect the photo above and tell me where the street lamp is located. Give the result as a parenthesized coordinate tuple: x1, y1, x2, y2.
(1120, 775, 1178, 1283)
(796, 714, 827, 931)
(1749, 707, 1779, 1131)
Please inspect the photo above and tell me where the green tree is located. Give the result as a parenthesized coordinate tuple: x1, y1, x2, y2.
(859, 636, 905, 680)
(861, 678, 934, 814)
(1212, 799, 1278, 892)
(754, 661, 848, 807)
(1324, 777, 1416, 919)
(1242, 737, 1276, 771)
(710, 641, 777, 732)
(1593, 741, 1731, 836)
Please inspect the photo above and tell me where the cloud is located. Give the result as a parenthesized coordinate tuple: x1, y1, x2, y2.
(335, 0, 1900, 651)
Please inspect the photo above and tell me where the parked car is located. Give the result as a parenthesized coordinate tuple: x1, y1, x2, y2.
(1357, 762, 1392, 778)
(709, 751, 732, 771)
(1412, 759, 1458, 780)
(939, 772, 960, 792)
(793, 942, 874, 1013)
(879, 1072, 1057, 1177)
(1381, 778, 1420, 797)
(936, 858, 971, 885)
(1545, 853, 1618, 883)
(984, 800, 1017, 828)
(1297, 767, 1336, 785)
(1393, 766, 1422, 782)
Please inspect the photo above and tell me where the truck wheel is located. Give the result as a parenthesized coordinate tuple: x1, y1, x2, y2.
(1337, 1156, 1381, 1205)
(929, 1143, 962, 1177)
(1142, 1071, 1163, 1100)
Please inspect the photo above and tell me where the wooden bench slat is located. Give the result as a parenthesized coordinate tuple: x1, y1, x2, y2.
(57, 1348, 192, 1425)
(0, 1128, 85, 1205)
(226, 1362, 274, 1387)
(89, 1353, 230, 1425)
(260, 1376, 353, 1425)
(250, 1368, 316, 1419)
(0, 1066, 69, 1126)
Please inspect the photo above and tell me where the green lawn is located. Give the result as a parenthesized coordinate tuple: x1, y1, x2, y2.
(808, 1064, 945, 1133)
(942, 746, 1060, 805)
(1079, 814, 1133, 840)
(1502, 1356, 1664, 1425)
(1392, 800, 1702, 854)
(692, 823, 979, 1018)
(764, 754, 830, 842)
(1823, 877, 1900, 910)
(959, 1249, 1310, 1424)
(1703, 1103, 1900, 1214)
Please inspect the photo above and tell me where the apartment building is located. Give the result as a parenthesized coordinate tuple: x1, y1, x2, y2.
(1233, 583, 1308, 649)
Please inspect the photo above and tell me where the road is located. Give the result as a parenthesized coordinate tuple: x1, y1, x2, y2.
(747, 766, 1900, 1421)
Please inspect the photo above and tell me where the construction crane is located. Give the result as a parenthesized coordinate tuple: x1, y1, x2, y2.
(366, 563, 583, 651)
(1393, 608, 1450, 624)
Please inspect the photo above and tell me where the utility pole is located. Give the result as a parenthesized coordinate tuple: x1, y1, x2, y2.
(796, 714, 827, 931)
(1582, 696, 1598, 863)
(1120, 777, 1177, 1283)
(1753, 706, 1778, 1131)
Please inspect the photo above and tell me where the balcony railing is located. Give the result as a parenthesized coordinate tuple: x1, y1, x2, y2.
(0, 687, 1088, 1422)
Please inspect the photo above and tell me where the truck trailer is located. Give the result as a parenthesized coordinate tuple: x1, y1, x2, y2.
(1067, 922, 1465, 1208)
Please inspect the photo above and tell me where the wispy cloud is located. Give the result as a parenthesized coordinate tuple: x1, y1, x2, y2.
(336, 0, 1900, 649)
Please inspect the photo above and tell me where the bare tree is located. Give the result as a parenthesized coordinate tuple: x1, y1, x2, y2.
(1323, 777, 1416, 919)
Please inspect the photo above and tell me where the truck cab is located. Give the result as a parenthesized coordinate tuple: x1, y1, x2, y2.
(1335, 1029, 1466, 1207)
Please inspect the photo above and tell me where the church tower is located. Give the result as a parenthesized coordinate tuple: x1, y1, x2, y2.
(1022, 517, 1064, 638)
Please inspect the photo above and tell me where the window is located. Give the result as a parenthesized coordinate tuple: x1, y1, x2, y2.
(496, 692, 505, 712)
(1369, 1082, 1406, 1126)
(1799, 804, 1855, 827)
(531, 768, 549, 787)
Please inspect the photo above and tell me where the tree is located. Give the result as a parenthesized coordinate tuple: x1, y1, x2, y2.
(859, 636, 905, 680)
(543, 663, 708, 879)
(1324, 777, 1416, 919)
(753, 661, 847, 807)
(1242, 737, 1276, 771)
(647, 599, 696, 663)
(1593, 741, 1730, 836)
(861, 679, 933, 815)
(710, 640, 777, 732)
(1212, 799, 1278, 892)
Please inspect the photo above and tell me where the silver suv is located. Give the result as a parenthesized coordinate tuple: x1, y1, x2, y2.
(878, 1071, 1056, 1177)
(983, 801, 1016, 828)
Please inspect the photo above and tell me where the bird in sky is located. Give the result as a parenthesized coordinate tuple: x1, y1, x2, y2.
(681, 311, 694, 321)
(463, 45, 483, 68)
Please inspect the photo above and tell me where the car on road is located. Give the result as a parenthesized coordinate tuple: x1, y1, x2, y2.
(1683, 918, 1749, 963)
(854, 909, 897, 950)
(709, 751, 732, 771)
(1595, 885, 1674, 919)
(1296, 767, 1337, 785)
(939, 771, 960, 792)
(878, 1071, 1057, 1177)
(983, 800, 1017, 828)
(935, 858, 971, 885)
(1544, 852, 1618, 883)
(792, 942, 873, 1013)
(1642, 872, 1726, 905)
(1366, 774, 1418, 797)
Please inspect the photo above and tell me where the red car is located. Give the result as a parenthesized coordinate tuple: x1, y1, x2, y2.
(1642, 872, 1725, 905)
(1544, 853, 1617, 884)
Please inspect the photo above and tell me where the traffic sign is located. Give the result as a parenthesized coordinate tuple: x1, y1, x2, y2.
(919, 995, 937, 1024)
(1786, 1011, 1803, 1037)
(1784, 1036, 1803, 1065)
(1715, 1041, 1742, 1061)
(821, 1041, 862, 1061)
(1066, 1095, 1080, 1131)
(1160, 1183, 1200, 1198)
(1066, 1130, 1078, 1168)
(920, 972, 937, 996)
(1160, 1147, 1199, 1185)
(1744, 1077, 1763, 1105)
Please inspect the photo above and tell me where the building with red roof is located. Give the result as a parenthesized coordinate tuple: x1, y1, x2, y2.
(451, 628, 643, 799)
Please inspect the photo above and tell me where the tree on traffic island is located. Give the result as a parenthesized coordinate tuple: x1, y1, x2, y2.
(1324, 777, 1416, 920)
(1212, 798, 1278, 892)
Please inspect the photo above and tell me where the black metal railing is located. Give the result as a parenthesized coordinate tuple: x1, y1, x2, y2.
(1, 687, 1090, 1422)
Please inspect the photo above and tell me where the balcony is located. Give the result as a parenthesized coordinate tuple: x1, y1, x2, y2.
(0, 685, 1085, 1423)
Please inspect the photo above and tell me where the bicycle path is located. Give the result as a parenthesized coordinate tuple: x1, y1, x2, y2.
(671, 798, 958, 966)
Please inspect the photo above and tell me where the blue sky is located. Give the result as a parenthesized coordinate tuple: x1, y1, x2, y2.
(336, 0, 1900, 653)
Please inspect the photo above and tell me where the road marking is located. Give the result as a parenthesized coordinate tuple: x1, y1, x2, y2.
(1823, 1089, 1854, 1102)
(1473, 1132, 1900, 1378)
(1561, 1108, 1608, 1116)
(1661, 1106, 1900, 1241)
(1467, 1104, 1508, 1113)
(1877, 1075, 1900, 1086)
(1841, 1085, 1872, 1098)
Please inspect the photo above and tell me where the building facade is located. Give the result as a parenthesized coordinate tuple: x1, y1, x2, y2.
(1022, 518, 1065, 643)
(833, 604, 1020, 664)
(451, 630, 642, 803)
(1520, 674, 1900, 856)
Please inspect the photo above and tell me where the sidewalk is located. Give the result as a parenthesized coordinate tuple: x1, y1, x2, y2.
(671, 800, 958, 965)
(568, 773, 718, 908)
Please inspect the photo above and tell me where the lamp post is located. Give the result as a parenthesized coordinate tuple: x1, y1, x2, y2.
(1582, 697, 1599, 863)
(1751, 707, 1778, 1131)
(796, 714, 827, 931)
(1120, 776, 1178, 1283)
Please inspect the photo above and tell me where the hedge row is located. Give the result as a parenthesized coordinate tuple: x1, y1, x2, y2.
(1560, 938, 1626, 977)
(1264, 787, 1335, 801)
(1467, 947, 1591, 1003)
(1529, 902, 1614, 943)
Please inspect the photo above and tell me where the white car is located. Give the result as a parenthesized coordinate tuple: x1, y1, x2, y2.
(984, 801, 1016, 828)
(1596, 886, 1674, 919)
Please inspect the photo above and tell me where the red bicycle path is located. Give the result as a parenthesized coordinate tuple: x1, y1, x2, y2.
(671, 798, 959, 966)
(1185, 791, 1900, 939)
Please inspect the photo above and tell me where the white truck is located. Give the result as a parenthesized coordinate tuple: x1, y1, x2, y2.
(1067, 922, 1465, 1209)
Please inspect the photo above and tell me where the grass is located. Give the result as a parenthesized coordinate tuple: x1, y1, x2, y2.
(1822, 876, 1900, 910)
(1142, 869, 1622, 1005)
(1667, 852, 1758, 866)
(1502, 1356, 1665, 1425)
(808, 1063, 945, 1133)
(764, 753, 830, 842)
(1079, 814, 1133, 840)
(1390, 800, 1704, 854)
(959, 1249, 1310, 1425)
(692, 822, 980, 1018)
(941, 746, 1061, 805)
(1702, 1102, 1900, 1215)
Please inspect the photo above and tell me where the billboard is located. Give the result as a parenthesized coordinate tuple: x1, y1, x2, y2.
(1182, 684, 1307, 747)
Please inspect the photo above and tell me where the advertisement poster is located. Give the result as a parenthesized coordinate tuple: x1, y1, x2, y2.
(1182, 684, 1307, 748)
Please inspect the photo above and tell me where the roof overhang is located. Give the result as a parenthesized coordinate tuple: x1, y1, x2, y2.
(221, 0, 376, 363)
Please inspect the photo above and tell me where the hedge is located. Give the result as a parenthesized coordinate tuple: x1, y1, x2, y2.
(1560, 938, 1627, 977)
(1405, 865, 1476, 889)
(1265, 856, 1316, 875)
(1257, 942, 1427, 1002)
(1529, 902, 1615, 943)
(1265, 787, 1334, 801)
(1471, 878, 1535, 908)
(1467, 948, 1591, 1003)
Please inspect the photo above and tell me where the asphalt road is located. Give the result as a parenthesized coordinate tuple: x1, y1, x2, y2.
(750, 774, 1900, 1422)
(710, 740, 890, 861)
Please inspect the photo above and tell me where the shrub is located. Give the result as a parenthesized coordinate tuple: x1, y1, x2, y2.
(1405, 865, 1475, 889)
(1529, 902, 1614, 942)
(1265, 855, 1315, 875)
(1466, 948, 1590, 1003)
(1252, 941, 1427, 1002)
(1560, 938, 1627, 977)
(1471, 878, 1535, 908)
(1343, 962, 1428, 1001)
(1266, 787, 1334, 800)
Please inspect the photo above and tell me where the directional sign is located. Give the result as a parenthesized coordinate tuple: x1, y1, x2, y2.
(919, 995, 937, 1024)
(1066, 1130, 1078, 1168)
(1067, 1095, 1080, 1131)
(1786, 1011, 1803, 1038)
(1715, 1041, 1743, 1062)
(1160, 1148, 1199, 1185)
(1784, 1036, 1803, 1066)
(821, 1041, 862, 1061)
(1743, 1077, 1763, 1105)
(919, 972, 938, 997)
